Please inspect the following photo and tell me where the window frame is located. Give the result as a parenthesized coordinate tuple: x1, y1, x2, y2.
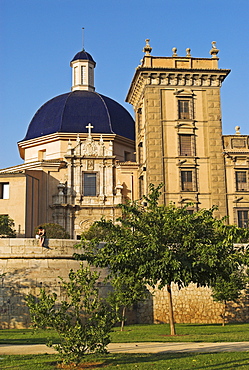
(237, 209, 249, 228)
(181, 170, 194, 192)
(0, 182, 9, 199)
(179, 134, 194, 157)
(82, 172, 99, 197)
(178, 99, 192, 120)
(235, 171, 248, 192)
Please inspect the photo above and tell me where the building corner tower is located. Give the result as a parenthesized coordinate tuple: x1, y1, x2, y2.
(126, 40, 230, 218)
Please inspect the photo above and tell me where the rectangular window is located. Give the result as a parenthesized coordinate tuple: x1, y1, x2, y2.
(83, 173, 97, 196)
(179, 135, 193, 156)
(181, 171, 193, 191)
(0, 183, 9, 199)
(237, 210, 248, 228)
(137, 108, 142, 130)
(236, 171, 247, 191)
(178, 100, 190, 119)
(81, 66, 86, 85)
(139, 176, 144, 199)
(74, 66, 78, 85)
(138, 142, 143, 164)
(89, 66, 93, 86)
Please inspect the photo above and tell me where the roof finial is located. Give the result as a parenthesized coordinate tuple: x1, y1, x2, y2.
(172, 47, 177, 57)
(143, 39, 152, 56)
(209, 41, 219, 58)
(82, 27, 85, 51)
(235, 126, 241, 135)
(186, 48, 191, 57)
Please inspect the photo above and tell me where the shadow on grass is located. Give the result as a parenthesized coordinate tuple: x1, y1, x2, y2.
(80, 352, 249, 369)
(0, 329, 59, 345)
(1, 352, 249, 370)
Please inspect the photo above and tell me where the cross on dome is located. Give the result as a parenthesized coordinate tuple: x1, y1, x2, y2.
(86, 123, 94, 137)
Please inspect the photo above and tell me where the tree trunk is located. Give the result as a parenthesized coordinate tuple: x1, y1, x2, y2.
(120, 306, 126, 332)
(222, 301, 227, 327)
(166, 283, 176, 336)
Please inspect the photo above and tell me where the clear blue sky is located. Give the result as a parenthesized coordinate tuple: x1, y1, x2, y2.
(0, 0, 248, 169)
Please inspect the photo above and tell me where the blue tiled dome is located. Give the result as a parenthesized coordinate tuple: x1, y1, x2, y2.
(21, 91, 135, 141)
(71, 50, 96, 65)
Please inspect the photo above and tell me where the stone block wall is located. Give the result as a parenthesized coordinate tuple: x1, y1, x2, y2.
(0, 238, 108, 329)
(136, 283, 249, 325)
(0, 239, 248, 328)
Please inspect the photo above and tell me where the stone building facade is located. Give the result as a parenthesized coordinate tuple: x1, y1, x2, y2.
(0, 40, 249, 235)
(0, 40, 248, 326)
(126, 40, 249, 224)
(0, 49, 138, 239)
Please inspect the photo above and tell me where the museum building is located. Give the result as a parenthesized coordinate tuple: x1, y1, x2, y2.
(0, 40, 249, 237)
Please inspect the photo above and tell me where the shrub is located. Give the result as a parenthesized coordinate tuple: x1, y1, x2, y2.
(26, 265, 116, 365)
(34, 223, 70, 239)
(0, 215, 16, 237)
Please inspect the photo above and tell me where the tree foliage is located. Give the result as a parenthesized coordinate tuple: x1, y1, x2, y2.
(75, 184, 249, 334)
(0, 215, 16, 237)
(26, 264, 116, 365)
(34, 223, 70, 239)
(107, 274, 148, 331)
(211, 270, 248, 326)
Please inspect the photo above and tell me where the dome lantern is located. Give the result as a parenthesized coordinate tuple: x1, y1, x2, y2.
(70, 49, 96, 92)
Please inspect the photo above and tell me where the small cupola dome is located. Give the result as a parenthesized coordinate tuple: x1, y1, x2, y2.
(70, 50, 96, 65)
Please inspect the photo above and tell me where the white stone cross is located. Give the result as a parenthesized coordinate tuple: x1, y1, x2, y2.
(86, 123, 94, 137)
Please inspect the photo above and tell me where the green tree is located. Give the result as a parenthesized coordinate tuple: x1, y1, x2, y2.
(81, 224, 148, 331)
(108, 275, 148, 331)
(212, 270, 248, 326)
(82, 222, 110, 241)
(0, 215, 16, 237)
(34, 223, 70, 239)
(75, 184, 249, 336)
(26, 264, 116, 365)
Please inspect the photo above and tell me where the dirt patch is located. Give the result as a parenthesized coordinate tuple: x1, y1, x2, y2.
(56, 361, 107, 369)
(159, 334, 189, 337)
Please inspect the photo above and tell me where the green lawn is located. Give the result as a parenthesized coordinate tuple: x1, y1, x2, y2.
(1, 352, 249, 369)
(111, 323, 249, 343)
(1, 324, 249, 369)
(0, 323, 249, 345)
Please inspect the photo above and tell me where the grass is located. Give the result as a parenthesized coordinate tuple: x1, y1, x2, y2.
(1, 324, 249, 369)
(0, 323, 249, 345)
(111, 323, 249, 343)
(0, 352, 249, 369)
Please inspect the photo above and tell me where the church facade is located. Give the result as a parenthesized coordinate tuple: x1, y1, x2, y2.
(0, 40, 249, 237)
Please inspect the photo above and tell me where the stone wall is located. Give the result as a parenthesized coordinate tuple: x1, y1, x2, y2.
(0, 238, 109, 328)
(136, 283, 249, 325)
(0, 238, 248, 328)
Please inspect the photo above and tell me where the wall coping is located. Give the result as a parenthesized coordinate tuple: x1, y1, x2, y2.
(0, 238, 83, 259)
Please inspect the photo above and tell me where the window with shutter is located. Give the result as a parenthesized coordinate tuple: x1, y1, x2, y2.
(235, 171, 247, 191)
(179, 135, 192, 156)
(181, 171, 193, 191)
(178, 100, 190, 119)
(237, 210, 249, 228)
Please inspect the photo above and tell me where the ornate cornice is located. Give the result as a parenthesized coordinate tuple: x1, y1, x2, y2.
(127, 68, 230, 107)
